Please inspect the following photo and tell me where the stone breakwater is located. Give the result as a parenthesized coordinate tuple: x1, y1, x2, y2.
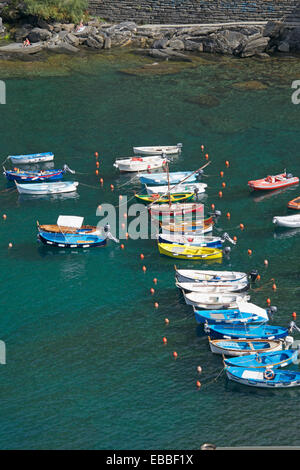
(1, 17, 300, 58)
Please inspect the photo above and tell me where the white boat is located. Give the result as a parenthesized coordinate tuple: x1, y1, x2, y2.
(273, 214, 300, 228)
(146, 182, 207, 195)
(208, 337, 289, 356)
(15, 181, 79, 195)
(133, 143, 182, 155)
(9, 152, 54, 164)
(175, 269, 249, 286)
(113, 155, 167, 172)
(184, 292, 250, 309)
(176, 281, 247, 294)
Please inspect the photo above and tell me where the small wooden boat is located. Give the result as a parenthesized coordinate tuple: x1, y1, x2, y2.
(150, 203, 203, 218)
(224, 350, 298, 369)
(287, 196, 300, 210)
(37, 215, 107, 248)
(113, 155, 167, 172)
(133, 143, 182, 155)
(184, 291, 250, 309)
(248, 172, 299, 191)
(176, 281, 247, 293)
(208, 337, 286, 356)
(161, 216, 214, 234)
(273, 214, 300, 228)
(225, 366, 300, 388)
(158, 243, 222, 260)
(135, 193, 194, 204)
(15, 181, 79, 195)
(3, 164, 73, 183)
(158, 233, 223, 248)
(194, 303, 268, 324)
(8, 152, 54, 164)
(175, 269, 249, 286)
(205, 323, 289, 340)
(146, 182, 207, 195)
(139, 171, 198, 186)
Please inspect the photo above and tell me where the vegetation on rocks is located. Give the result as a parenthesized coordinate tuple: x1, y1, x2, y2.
(3, 0, 88, 23)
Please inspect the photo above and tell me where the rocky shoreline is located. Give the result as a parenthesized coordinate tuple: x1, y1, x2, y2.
(0, 16, 300, 60)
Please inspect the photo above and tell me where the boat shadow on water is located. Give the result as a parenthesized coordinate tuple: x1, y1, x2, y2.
(17, 191, 80, 204)
(224, 376, 300, 397)
(273, 227, 300, 240)
(250, 186, 299, 203)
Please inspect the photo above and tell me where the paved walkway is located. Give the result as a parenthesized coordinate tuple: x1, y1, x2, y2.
(137, 21, 268, 29)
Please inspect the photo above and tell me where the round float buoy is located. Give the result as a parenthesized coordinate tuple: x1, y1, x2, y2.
(96, 161, 99, 168)
(154, 302, 159, 308)
(233, 235, 237, 242)
(201, 145, 204, 151)
(248, 249, 252, 256)
(256, 274, 261, 281)
(267, 298, 271, 305)
(240, 223, 244, 230)
(142, 266, 146, 273)
(222, 182, 226, 188)
(211, 203, 215, 210)
(197, 366, 202, 374)
(100, 178, 104, 185)
(205, 153, 209, 160)
(94, 152, 99, 158)
(163, 337, 167, 344)
(95, 169, 99, 175)
(150, 288, 155, 295)
(264, 259, 269, 266)
(120, 244, 125, 249)
(2, 214, 7, 220)
(220, 171, 224, 178)
(110, 184, 114, 191)
(173, 351, 178, 359)
(165, 318, 169, 325)
(140, 253, 144, 260)
(218, 191, 223, 198)
(123, 213, 127, 219)
(8, 243, 12, 248)
(121, 223, 125, 229)
(226, 212, 231, 219)
(196, 380, 201, 388)
(225, 160, 230, 167)
(292, 312, 297, 319)
(272, 283, 277, 291)
(153, 278, 158, 285)
(119, 195, 123, 201)
(125, 232, 129, 239)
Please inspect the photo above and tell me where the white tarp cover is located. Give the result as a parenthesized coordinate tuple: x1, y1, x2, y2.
(241, 370, 264, 380)
(57, 215, 84, 228)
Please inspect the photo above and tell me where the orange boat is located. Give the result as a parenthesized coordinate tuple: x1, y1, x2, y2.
(248, 172, 299, 191)
(288, 196, 300, 210)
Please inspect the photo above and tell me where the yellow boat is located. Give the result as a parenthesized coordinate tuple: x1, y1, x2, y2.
(135, 192, 194, 204)
(158, 242, 223, 260)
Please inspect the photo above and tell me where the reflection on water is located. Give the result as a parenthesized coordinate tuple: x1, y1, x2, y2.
(251, 186, 299, 203)
(18, 191, 79, 204)
(273, 227, 300, 240)
(14, 161, 55, 171)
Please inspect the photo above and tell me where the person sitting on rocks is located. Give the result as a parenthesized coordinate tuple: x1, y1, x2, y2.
(23, 38, 31, 47)
(75, 21, 84, 32)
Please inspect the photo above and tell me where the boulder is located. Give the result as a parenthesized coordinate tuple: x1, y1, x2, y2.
(47, 41, 79, 53)
(278, 41, 290, 52)
(14, 25, 33, 41)
(28, 28, 52, 43)
(283, 27, 300, 52)
(153, 38, 169, 49)
(103, 37, 111, 49)
(64, 33, 80, 47)
(201, 30, 246, 54)
(167, 38, 185, 51)
(61, 24, 75, 33)
(263, 21, 283, 38)
(237, 35, 270, 57)
(84, 36, 104, 49)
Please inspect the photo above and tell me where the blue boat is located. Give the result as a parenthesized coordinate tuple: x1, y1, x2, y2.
(205, 323, 289, 340)
(224, 350, 298, 369)
(139, 171, 199, 186)
(208, 337, 285, 356)
(3, 164, 73, 183)
(194, 308, 268, 325)
(225, 366, 300, 388)
(37, 215, 108, 249)
(9, 152, 54, 164)
(157, 233, 223, 248)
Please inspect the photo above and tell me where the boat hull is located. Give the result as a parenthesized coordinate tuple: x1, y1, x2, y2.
(224, 350, 297, 369)
(158, 234, 222, 248)
(158, 243, 222, 260)
(114, 156, 166, 172)
(226, 366, 300, 388)
(9, 152, 54, 164)
(287, 196, 300, 210)
(16, 181, 78, 195)
(133, 144, 182, 155)
(248, 173, 299, 191)
(273, 215, 300, 228)
(146, 182, 207, 195)
(4, 169, 64, 182)
(38, 232, 107, 248)
(208, 338, 284, 356)
(206, 324, 288, 340)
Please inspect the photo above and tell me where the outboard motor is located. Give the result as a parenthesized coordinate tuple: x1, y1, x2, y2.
(213, 209, 222, 218)
(284, 336, 294, 350)
(267, 305, 277, 320)
(249, 269, 259, 282)
(104, 223, 111, 233)
(223, 246, 231, 256)
(221, 232, 236, 245)
(204, 321, 210, 334)
(63, 164, 75, 174)
(196, 169, 204, 179)
(194, 187, 200, 200)
(288, 321, 300, 334)
(286, 173, 293, 179)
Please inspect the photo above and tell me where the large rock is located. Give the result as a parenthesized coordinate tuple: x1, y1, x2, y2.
(84, 36, 104, 49)
(167, 38, 184, 51)
(28, 28, 52, 43)
(201, 30, 246, 54)
(236, 35, 270, 57)
(64, 33, 80, 47)
(283, 27, 300, 51)
(47, 41, 79, 53)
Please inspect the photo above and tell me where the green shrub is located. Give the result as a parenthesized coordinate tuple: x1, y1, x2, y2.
(5, 0, 89, 23)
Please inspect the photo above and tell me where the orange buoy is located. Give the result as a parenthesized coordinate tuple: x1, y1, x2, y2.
(173, 351, 178, 359)
(248, 249, 252, 256)
(264, 259, 269, 266)
(2, 214, 7, 220)
(225, 160, 229, 167)
(240, 223, 244, 230)
(233, 235, 237, 242)
(201, 145, 204, 151)
(96, 161, 99, 168)
(292, 312, 297, 319)
(211, 203, 215, 210)
(142, 266, 146, 272)
(196, 380, 201, 388)
(163, 337, 167, 344)
(150, 288, 155, 295)
(120, 244, 125, 249)
(153, 278, 158, 285)
(197, 366, 202, 374)
(218, 191, 223, 198)
(154, 302, 159, 308)
(8, 243, 12, 248)
(267, 298, 271, 305)
(272, 283, 277, 291)
(140, 253, 144, 260)
(226, 212, 231, 219)
(100, 178, 104, 185)
(256, 274, 261, 281)
(220, 171, 224, 178)
(110, 184, 114, 191)
(95, 169, 99, 175)
(165, 318, 169, 325)
(222, 182, 226, 188)
(94, 152, 99, 158)
(205, 153, 209, 160)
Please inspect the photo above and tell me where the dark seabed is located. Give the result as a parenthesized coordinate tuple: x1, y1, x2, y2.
(0, 49, 299, 449)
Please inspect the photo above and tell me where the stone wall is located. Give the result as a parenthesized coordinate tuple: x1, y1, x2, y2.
(88, 0, 299, 24)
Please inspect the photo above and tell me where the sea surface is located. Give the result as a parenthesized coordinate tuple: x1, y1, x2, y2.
(0, 49, 299, 449)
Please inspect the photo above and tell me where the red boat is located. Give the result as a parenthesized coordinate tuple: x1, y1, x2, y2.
(288, 196, 300, 210)
(248, 172, 299, 191)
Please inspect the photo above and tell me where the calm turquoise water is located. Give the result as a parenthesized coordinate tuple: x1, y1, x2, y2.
(0, 51, 300, 449)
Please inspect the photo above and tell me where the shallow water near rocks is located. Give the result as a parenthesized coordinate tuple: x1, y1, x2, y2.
(0, 49, 299, 449)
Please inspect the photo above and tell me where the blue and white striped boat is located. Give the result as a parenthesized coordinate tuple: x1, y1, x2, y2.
(208, 337, 286, 356)
(205, 323, 289, 340)
(194, 302, 269, 324)
(139, 171, 199, 186)
(157, 233, 223, 248)
(225, 366, 300, 388)
(224, 350, 298, 369)
(8, 152, 54, 164)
